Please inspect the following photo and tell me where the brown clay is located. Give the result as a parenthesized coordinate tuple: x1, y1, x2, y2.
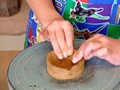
(46, 50, 85, 80)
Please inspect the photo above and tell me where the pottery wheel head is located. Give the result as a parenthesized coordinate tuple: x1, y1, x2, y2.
(8, 40, 120, 90)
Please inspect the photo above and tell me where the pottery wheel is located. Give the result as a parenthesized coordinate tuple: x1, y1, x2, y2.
(8, 40, 120, 90)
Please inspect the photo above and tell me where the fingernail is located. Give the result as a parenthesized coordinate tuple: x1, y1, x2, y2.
(63, 52, 68, 58)
(68, 50, 73, 56)
(72, 57, 78, 64)
(58, 54, 63, 59)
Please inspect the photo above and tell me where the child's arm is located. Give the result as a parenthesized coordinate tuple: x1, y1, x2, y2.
(26, 0, 74, 59)
(26, 0, 62, 27)
(72, 34, 120, 65)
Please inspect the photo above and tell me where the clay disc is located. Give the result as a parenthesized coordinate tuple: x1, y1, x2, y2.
(46, 50, 85, 80)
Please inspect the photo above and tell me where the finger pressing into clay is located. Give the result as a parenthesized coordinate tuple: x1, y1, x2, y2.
(48, 25, 63, 59)
(54, 21, 68, 58)
(72, 35, 104, 63)
(72, 39, 92, 64)
(78, 34, 104, 56)
(72, 48, 84, 64)
(60, 21, 74, 56)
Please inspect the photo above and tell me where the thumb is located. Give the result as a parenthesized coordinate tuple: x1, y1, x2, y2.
(95, 47, 108, 59)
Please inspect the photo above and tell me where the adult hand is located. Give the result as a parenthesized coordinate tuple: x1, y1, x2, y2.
(72, 34, 120, 65)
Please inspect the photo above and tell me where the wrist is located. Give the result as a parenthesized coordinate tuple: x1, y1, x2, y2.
(38, 10, 63, 28)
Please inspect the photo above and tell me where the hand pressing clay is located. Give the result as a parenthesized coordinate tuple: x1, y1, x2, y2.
(46, 50, 85, 80)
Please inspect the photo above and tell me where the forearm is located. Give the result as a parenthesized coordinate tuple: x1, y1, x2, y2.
(26, 0, 63, 27)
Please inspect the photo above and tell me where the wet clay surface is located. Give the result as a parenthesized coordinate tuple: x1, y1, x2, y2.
(47, 50, 83, 70)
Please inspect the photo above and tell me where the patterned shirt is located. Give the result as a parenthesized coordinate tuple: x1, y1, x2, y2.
(25, 0, 120, 48)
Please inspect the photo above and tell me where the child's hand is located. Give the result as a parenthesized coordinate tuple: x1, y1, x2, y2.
(39, 20, 74, 59)
(72, 34, 120, 65)
(26, 0, 74, 59)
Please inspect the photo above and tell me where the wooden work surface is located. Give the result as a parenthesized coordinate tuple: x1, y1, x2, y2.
(0, 51, 20, 90)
